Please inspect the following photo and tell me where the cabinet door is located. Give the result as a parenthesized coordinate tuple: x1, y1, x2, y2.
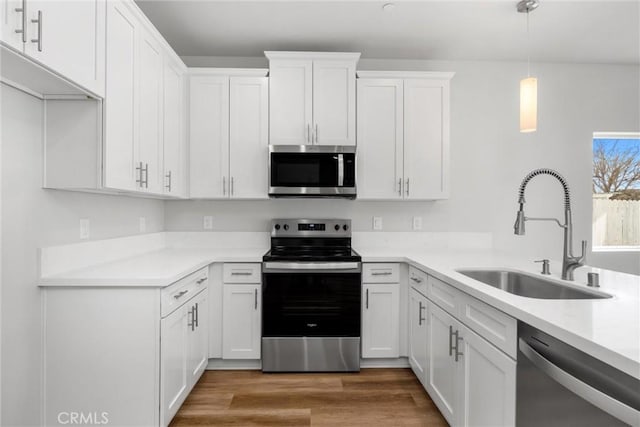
(189, 75, 229, 198)
(426, 301, 459, 426)
(187, 290, 209, 389)
(362, 283, 400, 358)
(23, 0, 105, 96)
(229, 76, 268, 199)
(160, 305, 189, 427)
(103, 0, 137, 191)
(458, 324, 516, 427)
(1, 0, 24, 50)
(138, 29, 164, 194)
(408, 288, 428, 384)
(356, 79, 404, 199)
(312, 60, 356, 145)
(403, 78, 450, 200)
(268, 59, 313, 145)
(163, 59, 185, 197)
(222, 284, 261, 359)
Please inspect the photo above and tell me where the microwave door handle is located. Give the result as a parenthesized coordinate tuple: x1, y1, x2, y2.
(338, 154, 344, 187)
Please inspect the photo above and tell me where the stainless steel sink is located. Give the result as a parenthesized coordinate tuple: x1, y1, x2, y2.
(456, 269, 611, 300)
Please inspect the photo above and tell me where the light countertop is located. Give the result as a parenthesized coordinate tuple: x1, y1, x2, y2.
(38, 244, 640, 380)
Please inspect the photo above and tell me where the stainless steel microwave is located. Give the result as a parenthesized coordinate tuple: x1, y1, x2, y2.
(269, 145, 356, 198)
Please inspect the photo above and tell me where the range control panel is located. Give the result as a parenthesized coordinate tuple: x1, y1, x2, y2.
(271, 219, 351, 238)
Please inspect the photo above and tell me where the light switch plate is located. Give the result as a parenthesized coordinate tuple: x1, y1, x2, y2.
(372, 217, 383, 231)
(203, 216, 214, 230)
(413, 216, 423, 231)
(79, 218, 90, 240)
(139, 217, 147, 233)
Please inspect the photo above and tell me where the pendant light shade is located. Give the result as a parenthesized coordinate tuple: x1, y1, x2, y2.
(520, 77, 537, 133)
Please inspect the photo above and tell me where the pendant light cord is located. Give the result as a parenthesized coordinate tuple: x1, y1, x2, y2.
(526, 10, 531, 77)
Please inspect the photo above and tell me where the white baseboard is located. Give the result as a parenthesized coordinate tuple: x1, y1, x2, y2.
(205, 357, 410, 371)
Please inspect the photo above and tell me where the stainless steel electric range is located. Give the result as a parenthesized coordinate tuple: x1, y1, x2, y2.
(261, 218, 362, 372)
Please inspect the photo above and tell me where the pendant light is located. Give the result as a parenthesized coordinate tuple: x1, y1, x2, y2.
(518, 0, 539, 133)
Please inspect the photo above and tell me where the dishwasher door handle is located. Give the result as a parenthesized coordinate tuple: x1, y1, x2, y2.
(519, 339, 640, 426)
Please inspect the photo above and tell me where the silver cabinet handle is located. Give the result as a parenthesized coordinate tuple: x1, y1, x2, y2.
(398, 178, 402, 196)
(314, 124, 318, 144)
(449, 325, 454, 356)
(173, 290, 188, 300)
(222, 176, 226, 195)
(30, 10, 42, 52)
(254, 288, 258, 310)
(306, 124, 310, 144)
(165, 170, 172, 192)
(371, 271, 392, 276)
(406, 178, 410, 197)
(455, 333, 463, 362)
(196, 277, 207, 284)
(143, 163, 149, 188)
(188, 306, 195, 331)
(14, 0, 27, 42)
(194, 302, 199, 328)
(418, 301, 425, 325)
(519, 339, 639, 425)
(410, 276, 423, 283)
(365, 288, 369, 309)
(231, 271, 252, 276)
(136, 162, 143, 187)
(230, 176, 234, 196)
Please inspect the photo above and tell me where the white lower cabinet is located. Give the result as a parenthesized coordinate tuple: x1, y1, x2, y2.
(187, 289, 209, 387)
(222, 283, 261, 359)
(408, 287, 428, 385)
(426, 300, 516, 427)
(362, 282, 400, 358)
(160, 301, 189, 426)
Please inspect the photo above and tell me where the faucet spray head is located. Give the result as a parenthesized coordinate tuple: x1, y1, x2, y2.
(514, 208, 526, 235)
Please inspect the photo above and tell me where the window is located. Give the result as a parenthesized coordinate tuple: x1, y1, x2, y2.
(592, 132, 640, 250)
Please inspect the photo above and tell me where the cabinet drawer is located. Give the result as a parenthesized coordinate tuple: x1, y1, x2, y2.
(162, 267, 208, 317)
(409, 266, 428, 296)
(459, 293, 517, 359)
(223, 263, 261, 283)
(428, 275, 462, 317)
(363, 263, 400, 283)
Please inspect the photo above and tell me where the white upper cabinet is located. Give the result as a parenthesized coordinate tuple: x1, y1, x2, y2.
(229, 76, 269, 198)
(189, 70, 269, 200)
(163, 58, 186, 197)
(189, 75, 229, 199)
(1, 0, 105, 96)
(356, 78, 404, 199)
(138, 29, 164, 194)
(266, 52, 359, 146)
(357, 71, 453, 200)
(404, 78, 450, 200)
(103, 0, 138, 192)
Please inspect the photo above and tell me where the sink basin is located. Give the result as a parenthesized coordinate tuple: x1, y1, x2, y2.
(456, 269, 611, 300)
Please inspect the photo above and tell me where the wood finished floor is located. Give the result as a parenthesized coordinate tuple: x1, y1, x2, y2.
(170, 368, 448, 426)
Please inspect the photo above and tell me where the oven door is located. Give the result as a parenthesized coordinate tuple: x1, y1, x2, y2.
(262, 262, 361, 338)
(269, 145, 356, 197)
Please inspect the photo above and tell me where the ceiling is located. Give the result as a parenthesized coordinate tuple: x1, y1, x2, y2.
(135, 0, 640, 64)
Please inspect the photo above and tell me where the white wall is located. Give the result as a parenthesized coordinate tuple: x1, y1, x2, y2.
(174, 57, 640, 274)
(0, 84, 165, 427)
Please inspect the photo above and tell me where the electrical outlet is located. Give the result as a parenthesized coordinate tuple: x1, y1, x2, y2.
(203, 216, 214, 230)
(372, 216, 383, 231)
(139, 217, 147, 233)
(413, 216, 423, 231)
(79, 218, 90, 240)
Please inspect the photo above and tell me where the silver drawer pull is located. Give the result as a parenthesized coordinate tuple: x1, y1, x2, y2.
(196, 277, 207, 284)
(231, 271, 253, 276)
(410, 276, 423, 283)
(173, 290, 188, 300)
(371, 271, 392, 276)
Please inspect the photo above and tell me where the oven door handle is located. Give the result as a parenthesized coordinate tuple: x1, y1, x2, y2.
(263, 262, 361, 273)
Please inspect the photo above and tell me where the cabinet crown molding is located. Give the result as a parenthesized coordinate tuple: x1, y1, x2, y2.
(357, 71, 455, 80)
(265, 51, 361, 62)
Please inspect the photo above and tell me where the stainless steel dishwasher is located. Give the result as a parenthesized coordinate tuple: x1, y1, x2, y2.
(517, 323, 640, 427)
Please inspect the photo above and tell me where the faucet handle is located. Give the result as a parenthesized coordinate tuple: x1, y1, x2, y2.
(534, 259, 551, 275)
(579, 240, 587, 261)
